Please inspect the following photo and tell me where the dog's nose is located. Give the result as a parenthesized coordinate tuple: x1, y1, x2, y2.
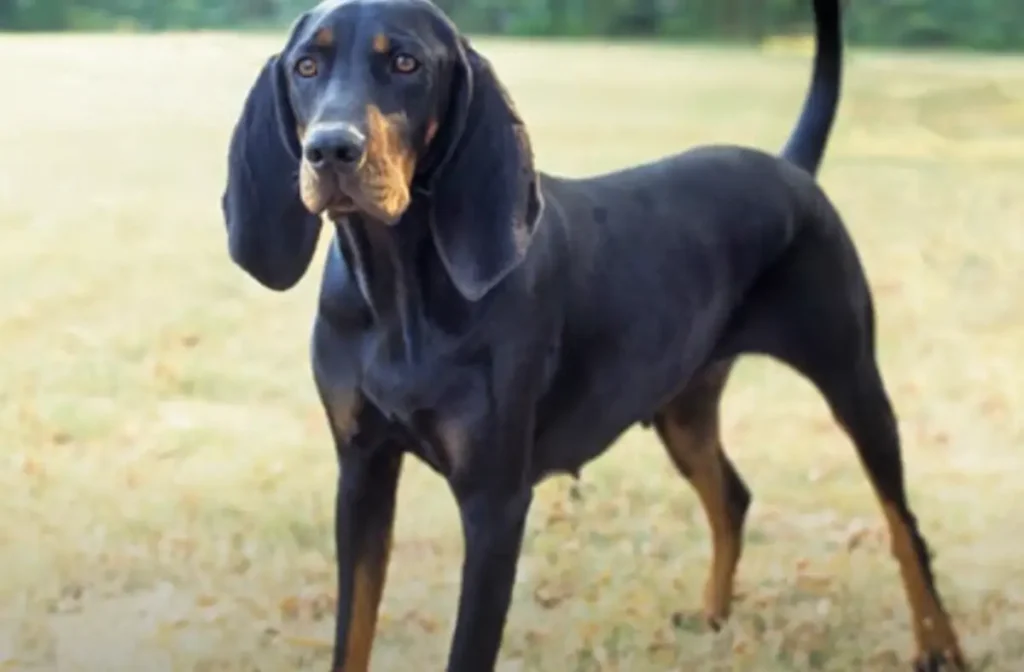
(303, 124, 366, 170)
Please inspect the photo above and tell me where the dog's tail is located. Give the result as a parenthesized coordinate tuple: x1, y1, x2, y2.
(779, 0, 843, 175)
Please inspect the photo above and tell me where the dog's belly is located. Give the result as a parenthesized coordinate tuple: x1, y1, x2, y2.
(531, 365, 698, 480)
(530, 308, 729, 481)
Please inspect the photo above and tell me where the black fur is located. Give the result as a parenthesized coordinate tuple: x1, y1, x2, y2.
(425, 46, 545, 301)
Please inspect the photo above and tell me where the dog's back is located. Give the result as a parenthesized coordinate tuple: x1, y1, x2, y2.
(535, 0, 844, 343)
(543, 144, 840, 351)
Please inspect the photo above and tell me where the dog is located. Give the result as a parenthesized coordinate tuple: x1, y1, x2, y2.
(220, 0, 966, 669)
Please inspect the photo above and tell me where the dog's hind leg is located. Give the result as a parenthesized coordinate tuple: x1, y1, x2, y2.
(654, 358, 752, 630)
(812, 355, 963, 671)
(721, 223, 965, 670)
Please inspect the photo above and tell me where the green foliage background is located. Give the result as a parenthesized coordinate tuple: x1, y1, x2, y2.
(2, 0, 1023, 51)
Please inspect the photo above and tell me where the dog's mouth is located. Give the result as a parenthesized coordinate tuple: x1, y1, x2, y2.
(299, 162, 411, 224)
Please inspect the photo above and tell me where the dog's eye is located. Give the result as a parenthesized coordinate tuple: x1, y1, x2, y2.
(295, 57, 319, 78)
(391, 53, 420, 75)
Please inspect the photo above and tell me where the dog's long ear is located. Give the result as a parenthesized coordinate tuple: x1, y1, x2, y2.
(221, 23, 322, 292)
(427, 42, 544, 302)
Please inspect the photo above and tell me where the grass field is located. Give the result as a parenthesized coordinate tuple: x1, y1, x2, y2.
(1, 32, 1023, 671)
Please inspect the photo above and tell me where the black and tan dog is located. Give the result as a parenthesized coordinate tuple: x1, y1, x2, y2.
(221, 0, 965, 669)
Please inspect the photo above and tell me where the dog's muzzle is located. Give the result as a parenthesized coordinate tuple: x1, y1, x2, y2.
(303, 122, 367, 173)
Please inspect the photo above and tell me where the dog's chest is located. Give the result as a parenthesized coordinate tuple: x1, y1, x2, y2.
(365, 336, 491, 471)
(360, 331, 479, 417)
(315, 308, 489, 456)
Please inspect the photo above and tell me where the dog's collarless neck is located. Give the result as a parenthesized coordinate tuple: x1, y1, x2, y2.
(331, 211, 473, 363)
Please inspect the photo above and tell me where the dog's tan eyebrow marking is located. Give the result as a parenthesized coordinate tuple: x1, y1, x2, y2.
(313, 27, 334, 47)
(372, 33, 390, 54)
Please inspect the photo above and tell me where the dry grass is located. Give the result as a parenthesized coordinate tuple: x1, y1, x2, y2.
(1, 32, 1023, 671)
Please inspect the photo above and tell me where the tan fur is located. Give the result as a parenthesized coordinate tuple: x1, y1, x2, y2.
(314, 27, 334, 47)
(339, 550, 391, 672)
(881, 503, 965, 665)
(296, 110, 416, 221)
(296, 125, 327, 215)
(658, 415, 742, 628)
(327, 391, 363, 447)
(299, 161, 331, 214)
(371, 33, 390, 54)
(362, 104, 415, 221)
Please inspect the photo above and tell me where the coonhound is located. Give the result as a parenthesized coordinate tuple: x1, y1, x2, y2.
(221, 0, 966, 669)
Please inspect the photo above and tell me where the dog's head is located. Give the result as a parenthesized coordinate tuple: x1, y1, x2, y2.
(222, 0, 543, 300)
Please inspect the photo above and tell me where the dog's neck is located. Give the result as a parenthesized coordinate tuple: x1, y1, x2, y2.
(330, 203, 473, 363)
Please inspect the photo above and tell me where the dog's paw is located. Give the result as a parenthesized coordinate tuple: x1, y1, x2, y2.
(912, 649, 967, 672)
(705, 613, 725, 633)
(701, 583, 733, 633)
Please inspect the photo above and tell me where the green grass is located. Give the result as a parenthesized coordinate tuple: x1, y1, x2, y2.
(1, 32, 1023, 671)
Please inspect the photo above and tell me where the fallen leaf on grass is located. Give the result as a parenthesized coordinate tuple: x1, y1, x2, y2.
(279, 595, 300, 621)
(845, 518, 872, 551)
(533, 578, 574, 609)
(152, 617, 191, 640)
(795, 573, 835, 595)
(398, 611, 442, 634)
(195, 594, 219, 608)
(646, 626, 676, 654)
(283, 634, 333, 649)
(866, 648, 902, 668)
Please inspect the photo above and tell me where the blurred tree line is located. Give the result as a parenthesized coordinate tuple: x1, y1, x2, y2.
(2, 0, 1023, 51)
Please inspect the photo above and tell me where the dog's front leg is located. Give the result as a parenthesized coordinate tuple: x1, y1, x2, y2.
(441, 378, 538, 672)
(330, 441, 403, 672)
(446, 483, 533, 672)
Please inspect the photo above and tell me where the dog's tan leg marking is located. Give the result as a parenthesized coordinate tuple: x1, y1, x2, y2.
(326, 390, 362, 449)
(326, 390, 394, 672)
(878, 502, 965, 669)
(339, 534, 393, 672)
(825, 367, 964, 669)
(658, 418, 743, 628)
(655, 362, 748, 629)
